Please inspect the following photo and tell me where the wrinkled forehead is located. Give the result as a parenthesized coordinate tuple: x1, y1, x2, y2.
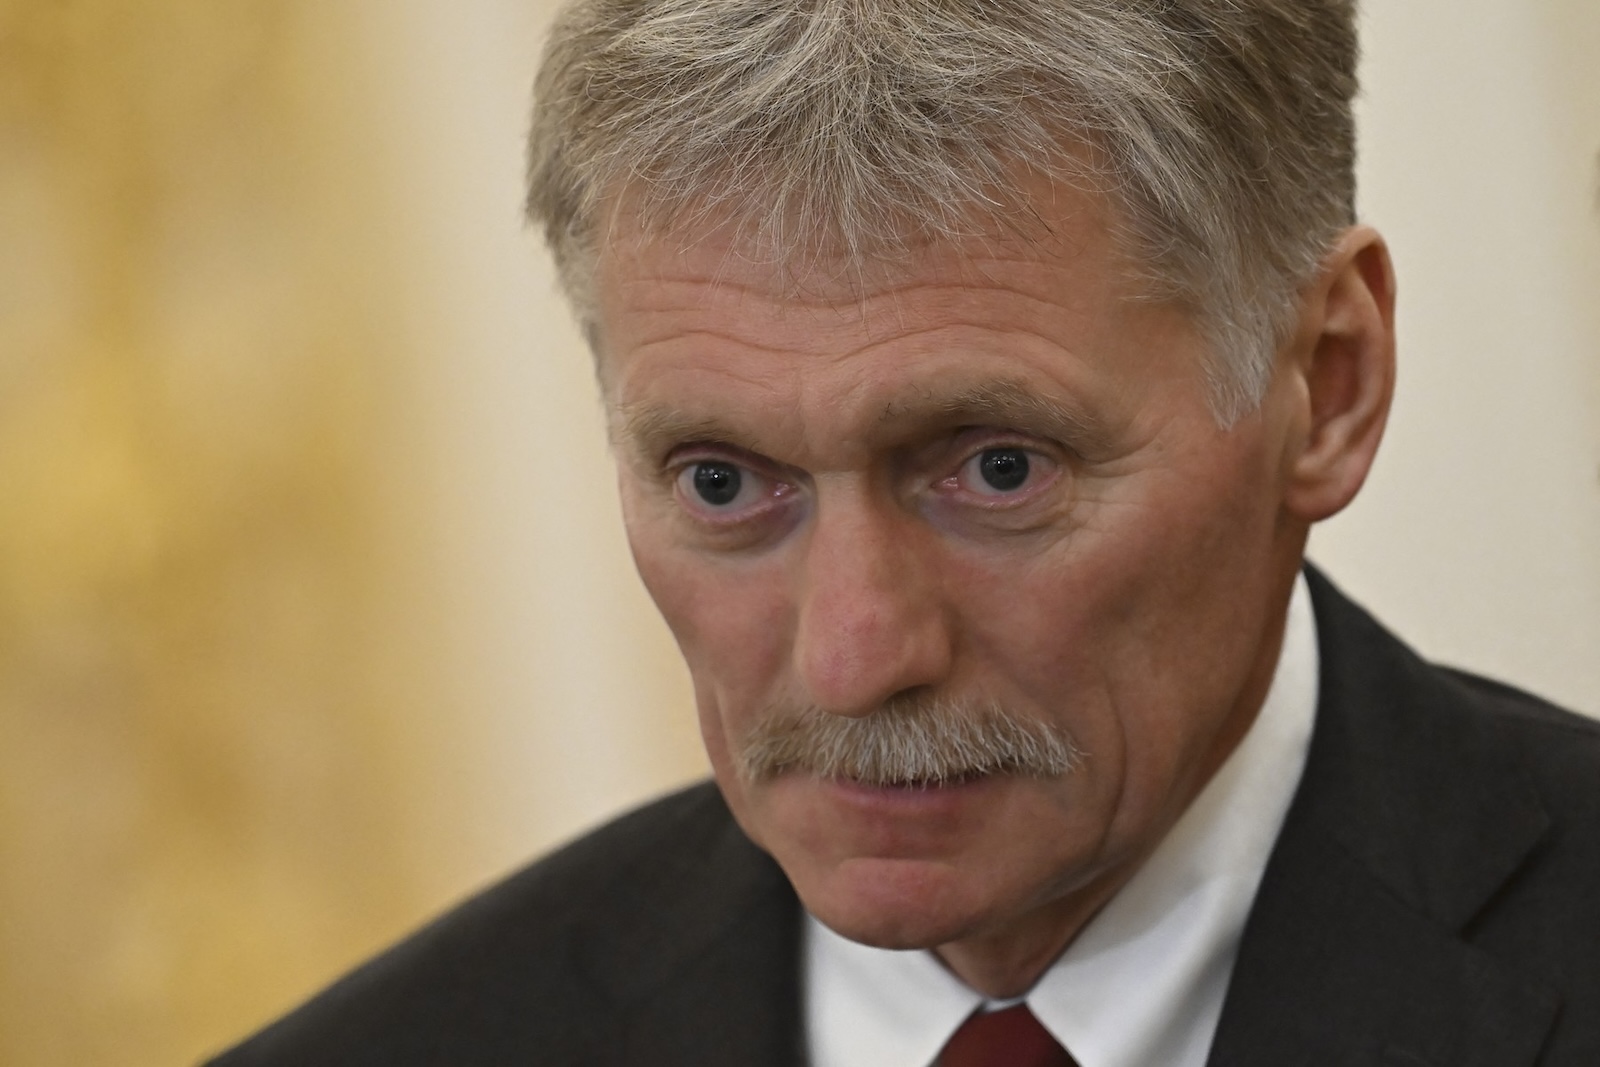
(585, 169, 1218, 463)
(589, 165, 1145, 342)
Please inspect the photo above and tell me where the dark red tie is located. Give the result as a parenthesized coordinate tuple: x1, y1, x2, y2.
(937, 1004, 1077, 1067)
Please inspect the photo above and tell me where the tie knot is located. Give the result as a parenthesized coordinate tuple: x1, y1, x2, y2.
(937, 1004, 1076, 1067)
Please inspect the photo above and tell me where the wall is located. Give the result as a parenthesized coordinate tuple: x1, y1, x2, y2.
(1310, 0, 1600, 713)
(0, 3, 462, 1063)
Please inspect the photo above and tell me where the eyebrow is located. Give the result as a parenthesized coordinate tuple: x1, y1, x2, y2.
(880, 379, 1116, 459)
(611, 404, 755, 466)
(612, 377, 1117, 466)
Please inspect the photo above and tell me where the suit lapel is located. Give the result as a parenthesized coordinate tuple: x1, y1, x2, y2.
(571, 787, 807, 1066)
(615, 870, 805, 1067)
(1207, 569, 1559, 1066)
(1208, 805, 1557, 1066)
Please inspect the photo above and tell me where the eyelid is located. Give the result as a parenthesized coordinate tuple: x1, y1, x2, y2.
(946, 428, 1070, 472)
(951, 423, 1066, 450)
(962, 442, 1055, 473)
(664, 439, 773, 474)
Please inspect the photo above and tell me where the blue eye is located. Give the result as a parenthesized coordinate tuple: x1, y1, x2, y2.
(977, 448, 1030, 492)
(690, 461, 743, 506)
(674, 459, 795, 531)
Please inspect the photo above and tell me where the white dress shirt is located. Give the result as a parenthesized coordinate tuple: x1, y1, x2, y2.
(804, 573, 1320, 1067)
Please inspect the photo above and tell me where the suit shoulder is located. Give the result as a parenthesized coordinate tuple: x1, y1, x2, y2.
(1430, 671, 1600, 1062)
(1305, 564, 1600, 793)
(203, 781, 745, 1066)
(1440, 666, 1600, 741)
(509, 778, 745, 901)
(1438, 666, 1600, 799)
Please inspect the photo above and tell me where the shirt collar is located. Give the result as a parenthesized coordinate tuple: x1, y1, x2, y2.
(804, 571, 1320, 1067)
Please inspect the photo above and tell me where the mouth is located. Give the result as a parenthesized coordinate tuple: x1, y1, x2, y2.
(815, 771, 1004, 808)
(836, 770, 992, 790)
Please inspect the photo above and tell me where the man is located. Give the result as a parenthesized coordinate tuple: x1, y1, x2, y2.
(208, 1, 1600, 1064)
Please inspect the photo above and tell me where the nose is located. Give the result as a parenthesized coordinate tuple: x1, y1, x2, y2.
(791, 493, 954, 716)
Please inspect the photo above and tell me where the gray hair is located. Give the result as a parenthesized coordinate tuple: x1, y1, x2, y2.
(735, 692, 1083, 786)
(526, 0, 1359, 423)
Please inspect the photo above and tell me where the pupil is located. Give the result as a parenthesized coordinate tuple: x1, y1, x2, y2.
(692, 462, 742, 506)
(979, 449, 1029, 492)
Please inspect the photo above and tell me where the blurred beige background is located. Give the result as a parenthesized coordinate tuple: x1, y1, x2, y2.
(0, 1, 1594, 1064)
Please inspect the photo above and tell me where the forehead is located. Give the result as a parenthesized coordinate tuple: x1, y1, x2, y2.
(590, 174, 1210, 459)
(594, 166, 1131, 313)
(593, 178, 1143, 366)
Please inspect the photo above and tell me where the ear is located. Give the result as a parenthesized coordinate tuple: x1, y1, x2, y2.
(1281, 226, 1397, 523)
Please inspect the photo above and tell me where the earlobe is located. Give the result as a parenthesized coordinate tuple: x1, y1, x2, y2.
(1282, 226, 1397, 523)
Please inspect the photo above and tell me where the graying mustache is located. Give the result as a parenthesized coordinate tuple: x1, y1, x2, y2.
(735, 696, 1083, 786)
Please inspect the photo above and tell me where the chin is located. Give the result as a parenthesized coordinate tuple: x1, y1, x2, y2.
(792, 854, 1002, 951)
(728, 772, 1085, 948)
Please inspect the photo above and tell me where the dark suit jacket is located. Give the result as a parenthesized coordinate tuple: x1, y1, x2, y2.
(206, 570, 1600, 1065)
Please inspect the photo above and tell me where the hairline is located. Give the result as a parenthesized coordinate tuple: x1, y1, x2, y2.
(530, 0, 1361, 426)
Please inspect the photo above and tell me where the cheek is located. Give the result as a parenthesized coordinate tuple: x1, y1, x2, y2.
(624, 505, 796, 738)
(944, 447, 1284, 814)
(632, 547, 799, 836)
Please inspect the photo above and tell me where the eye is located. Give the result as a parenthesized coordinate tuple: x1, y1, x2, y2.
(975, 448, 1029, 492)
(957, 446, 1049, 497)
(672, 457, 789, 520)
(691, 461, 743, 506)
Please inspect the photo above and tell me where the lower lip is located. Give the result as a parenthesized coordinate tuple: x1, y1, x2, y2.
(814, 773, 1002, 813)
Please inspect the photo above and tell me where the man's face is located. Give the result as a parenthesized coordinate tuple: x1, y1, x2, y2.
(595, 180, 1310, 968)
